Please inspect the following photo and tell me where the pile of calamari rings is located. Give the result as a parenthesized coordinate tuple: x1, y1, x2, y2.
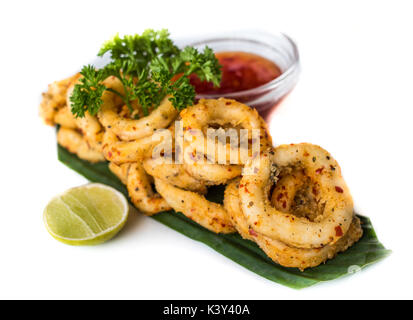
(40, 74, 363, 270)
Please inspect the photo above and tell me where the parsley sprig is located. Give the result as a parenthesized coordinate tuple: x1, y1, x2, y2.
(70, 29, 221, 118)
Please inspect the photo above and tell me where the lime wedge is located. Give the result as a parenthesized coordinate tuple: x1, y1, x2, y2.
(44, 183, 129, 245)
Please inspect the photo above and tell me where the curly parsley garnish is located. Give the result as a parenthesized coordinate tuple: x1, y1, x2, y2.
(70, 29, 222, 118)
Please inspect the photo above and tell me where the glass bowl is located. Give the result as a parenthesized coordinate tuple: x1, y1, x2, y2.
(184, 31, 300, 120)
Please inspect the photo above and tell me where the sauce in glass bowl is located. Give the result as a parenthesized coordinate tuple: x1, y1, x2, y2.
(186, 32, 300, 121)
(190, 52, 282, 95)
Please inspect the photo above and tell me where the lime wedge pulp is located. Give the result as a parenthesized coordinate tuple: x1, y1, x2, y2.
(44, 183, 129, 245)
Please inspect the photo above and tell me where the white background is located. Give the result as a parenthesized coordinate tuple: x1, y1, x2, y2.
(1, 0, 412, 299)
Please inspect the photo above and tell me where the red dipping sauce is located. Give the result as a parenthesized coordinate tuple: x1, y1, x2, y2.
(190, 51, 288, 120)
(190, 51, 282, 95)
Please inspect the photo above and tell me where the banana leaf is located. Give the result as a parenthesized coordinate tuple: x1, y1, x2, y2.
(57, 144, 391, 289)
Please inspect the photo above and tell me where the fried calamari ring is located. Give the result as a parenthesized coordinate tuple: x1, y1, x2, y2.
(40, 73, 80, 126)
(57, 127, 105, 163)
(240, 144, 354, 249)
(154, 178, 235, 234)
(181, 98, 272, 165)
(66, 77, 123, 153)
(179, 98, 271, 185)
(181, 98, 265, 139)
(110, 162, 171, 215)
(108, 162, 132, 185)
(102, 129, 165, 164)
(73, 112, 105, 152)
(53, 106, 77, 129)
(98, 95, 178, 141)
(258, 217, 362, 270)
(224, 179, 363, 270)
(183, 162, 242, 186)
(143, 157, 207, 194)
(127, 163, 171, 216)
